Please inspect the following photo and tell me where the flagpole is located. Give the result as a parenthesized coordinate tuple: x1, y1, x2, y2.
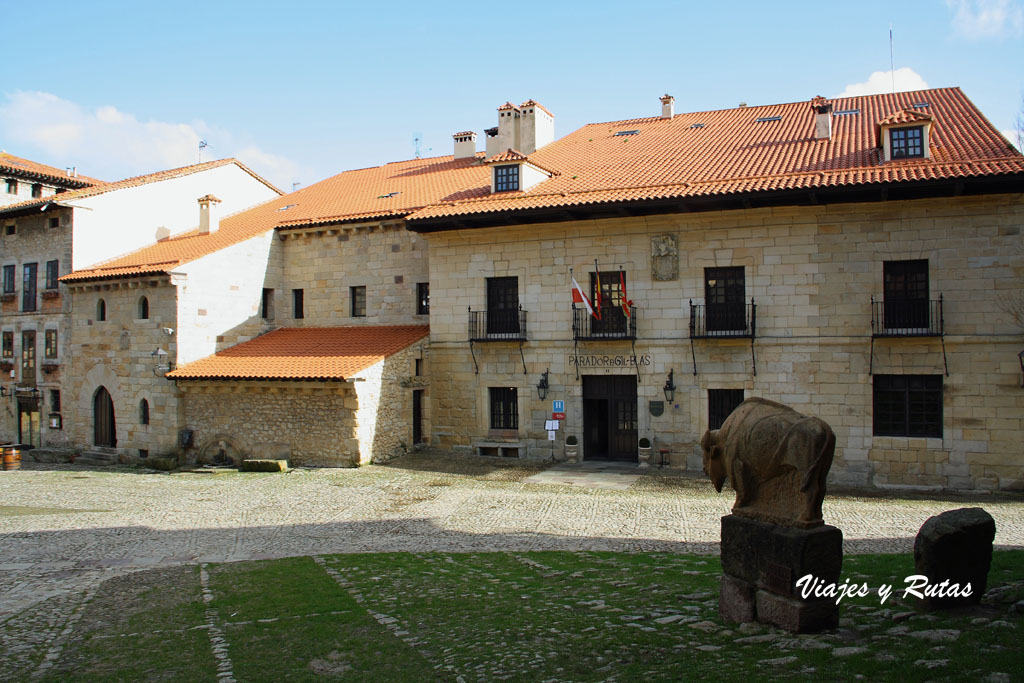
(570, 267, 579, 379)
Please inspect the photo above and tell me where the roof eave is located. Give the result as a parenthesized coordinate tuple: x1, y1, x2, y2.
(408, 174, 1024, 233)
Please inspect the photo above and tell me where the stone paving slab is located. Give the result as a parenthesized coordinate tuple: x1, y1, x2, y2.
(524, 461, 643, 489)
(1, 450, 1022, 628)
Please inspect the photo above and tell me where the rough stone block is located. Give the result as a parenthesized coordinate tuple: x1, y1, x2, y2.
(720, 515, 843, 596)
(240, 459, 289, 472)
(755, 590, 838, 633)
(719, 574, 756, 624)
(913, 507, 995, 609)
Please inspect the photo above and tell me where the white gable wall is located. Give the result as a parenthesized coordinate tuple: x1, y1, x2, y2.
(70, 164, 279, 270)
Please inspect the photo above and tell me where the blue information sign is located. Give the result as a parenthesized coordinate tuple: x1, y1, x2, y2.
(552, 400, 564, 413)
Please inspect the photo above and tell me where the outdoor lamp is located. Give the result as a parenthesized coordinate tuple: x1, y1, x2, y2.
(537, 369, 549, 400)
(663, 369, 676, 403)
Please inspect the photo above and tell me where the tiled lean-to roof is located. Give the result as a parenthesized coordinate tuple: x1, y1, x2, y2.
(0, 151, 103, 187)
(167, 325, 430, 381)
(62, 154, 490, 283)
(407, 87, 1024, 224)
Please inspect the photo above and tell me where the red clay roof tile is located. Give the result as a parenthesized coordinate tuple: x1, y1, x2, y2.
(167, 325, 429, 381)
(0, 151, 102, 186)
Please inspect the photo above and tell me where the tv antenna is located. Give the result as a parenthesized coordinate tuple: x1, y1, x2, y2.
(292, 182, 301, 192)
(413, 133, 431, 159)
(198, 139, 208, 163)
(889, 25, 896, 93)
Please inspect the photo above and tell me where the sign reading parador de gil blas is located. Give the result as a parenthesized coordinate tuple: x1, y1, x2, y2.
(568, 354, 652, 368)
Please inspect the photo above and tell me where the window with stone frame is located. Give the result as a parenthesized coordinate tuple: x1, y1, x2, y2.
(2, 265, 14, 293)
(50, 389, 61, 412)
(45, 260, 59, 290)
(417, 282, 429, 315)
(708, 389, 745, 431)
(704, 266, 746, 332)
(890, 126, 924, 159)
(140, 399, 150, 425)
(22, 262, 37, 312)
(489, 387, 518, 430)
(873, 374, 942, 438)
(44, 329, 58, 359)
(31, 183, 42, 198)
(5, 179, 16, 195)
(1, 331, 12, 359)
(351, 286, 366, 317)
(292, 289, 304, 319)
(261, 288, 274, 320)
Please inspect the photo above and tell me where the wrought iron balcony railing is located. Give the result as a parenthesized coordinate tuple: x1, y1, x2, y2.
(468, 307, 527, 341)
(689, 300, 756, 339)
(573, 306, 637, 340)
(871, 296, 943, 337)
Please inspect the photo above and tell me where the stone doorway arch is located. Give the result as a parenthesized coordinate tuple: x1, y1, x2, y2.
(94, 386, 116, 447)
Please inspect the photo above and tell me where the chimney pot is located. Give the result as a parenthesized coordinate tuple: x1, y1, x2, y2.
(453, 131, 478, 159)
(197, 194, 222, 235)
(660, 94, 675, 119)
(811, 96, 833, 140)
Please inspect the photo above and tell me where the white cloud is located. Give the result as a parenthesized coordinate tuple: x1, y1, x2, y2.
(0, 91, 308, 190)
(834, 68, 931, 98)
(947, 0, 1024, 39)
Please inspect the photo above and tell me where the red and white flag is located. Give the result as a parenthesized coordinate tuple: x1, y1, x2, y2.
(571, 276, 595, 317)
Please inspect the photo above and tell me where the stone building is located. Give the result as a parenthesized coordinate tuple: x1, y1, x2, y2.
(0, 159, 281, 449)
(60, 154, 476, 465)
(405, 88, 1024, 492)
(0, 151, 100, 207)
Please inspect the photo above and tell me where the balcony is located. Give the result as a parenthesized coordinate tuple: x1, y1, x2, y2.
(689, 300, 756, 339)
(871, 296, 943, 337)
(573, 306, 637, 340)
(468, 307, 528, 341)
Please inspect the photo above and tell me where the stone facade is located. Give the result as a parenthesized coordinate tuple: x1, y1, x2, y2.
(278, 222, 429, 326)
(424, 193, 1024, 491)
(179, 339, 428, 467)
(62, 279, 182, 459)
(0, 207, 74, 447)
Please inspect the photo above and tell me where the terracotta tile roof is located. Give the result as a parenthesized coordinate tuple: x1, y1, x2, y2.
(0, 151, 101, 186)
(879, 108, 933, 126)
(520, 99, 553, 117)
(1, 159, 279, 216)
(407, 87, 1024, 223)
(167, 325, 429, 381)
(484, 149, 530, 163)
(497, 102, 519, 111)
(453, 131, 476, 138)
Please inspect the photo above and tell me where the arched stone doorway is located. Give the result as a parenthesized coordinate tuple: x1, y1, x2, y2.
(94, 386, 116, 447)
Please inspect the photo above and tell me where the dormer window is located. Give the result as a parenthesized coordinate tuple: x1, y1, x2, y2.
(890, 126, 924, 159)
(494, 165, 520, 192)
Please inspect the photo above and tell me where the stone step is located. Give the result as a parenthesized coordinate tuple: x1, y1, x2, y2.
(76, 450, 119, 467)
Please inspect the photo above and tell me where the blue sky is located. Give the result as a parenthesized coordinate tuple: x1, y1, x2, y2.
(1, 0, 1021, 190)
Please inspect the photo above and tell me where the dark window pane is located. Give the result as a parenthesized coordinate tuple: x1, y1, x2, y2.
(489, 387, 518, 430)
(873, 375, 942, 438)
(709, 389, 745, 430)
(417, 282, 429, 315)
(705, 266, 745, 331)
(351, 286, 366, 317)
(293, 289, 304, 319)
(45, 260, 59, 289)
(486, 277, 519, 334)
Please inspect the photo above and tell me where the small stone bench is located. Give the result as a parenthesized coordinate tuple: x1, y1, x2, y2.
(474, 442, 526, 458)
(240, 459, 290, 473)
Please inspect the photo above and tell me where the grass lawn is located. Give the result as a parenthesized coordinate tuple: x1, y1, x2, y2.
(14, 550, 1023, 682)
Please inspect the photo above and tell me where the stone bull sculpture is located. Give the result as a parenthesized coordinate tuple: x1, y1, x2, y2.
(701, 397, 835, 528)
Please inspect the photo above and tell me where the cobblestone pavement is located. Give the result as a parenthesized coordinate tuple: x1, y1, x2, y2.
(1, 450, 1022, 629)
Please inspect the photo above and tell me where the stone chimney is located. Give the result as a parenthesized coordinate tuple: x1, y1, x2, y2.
(484, 127, 500, 158)
(660, 94, 675, 119)
(453, 131, 477, 159)
(198, 194, 221, 235)
(811, 96, 833, 140)
(518, 100, 554, 155)
(496, 102, 521, 154)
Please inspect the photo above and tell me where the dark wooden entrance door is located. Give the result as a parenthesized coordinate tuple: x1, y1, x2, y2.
(582, 375, 637, 461)
(412, 390, 424, 444)
(17, 400, 40, 447)
(94, 386, 116, 447)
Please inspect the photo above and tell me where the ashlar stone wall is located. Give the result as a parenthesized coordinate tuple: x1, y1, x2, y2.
(64, 279, 182, 458)
(279, 222, 429, 326)
(425, 193, 1024, 491)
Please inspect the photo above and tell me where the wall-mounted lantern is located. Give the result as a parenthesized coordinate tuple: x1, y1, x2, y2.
(663, 369, 676, 403)
(536, 368, 549, 400)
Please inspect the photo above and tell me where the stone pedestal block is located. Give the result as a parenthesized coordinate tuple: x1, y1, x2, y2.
(914, 507, 995, 609)
(719, 573, 756, 624)
(721, 515, 842, 597)
(719, 514, 843, 633)
(755, 590, 839, 632)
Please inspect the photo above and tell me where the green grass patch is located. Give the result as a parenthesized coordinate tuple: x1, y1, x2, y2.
(14, 550, 1022, 682)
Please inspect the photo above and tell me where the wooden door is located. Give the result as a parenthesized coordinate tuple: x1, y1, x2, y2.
(94, 386, 116, 447)
(582, 375, 637, 461)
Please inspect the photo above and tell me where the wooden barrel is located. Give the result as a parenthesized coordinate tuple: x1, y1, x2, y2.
(1, 445, 21, 471)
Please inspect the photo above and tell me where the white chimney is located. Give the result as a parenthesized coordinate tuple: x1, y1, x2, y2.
(484, 127, 499, 158)
(518, 100, 554, 155)
(811, 96, 832, 140)
(496, 102, 521, 154)
(453, 131, 477, 159)
(198, 194, 221, 235)
(660, 94, 675, 119)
